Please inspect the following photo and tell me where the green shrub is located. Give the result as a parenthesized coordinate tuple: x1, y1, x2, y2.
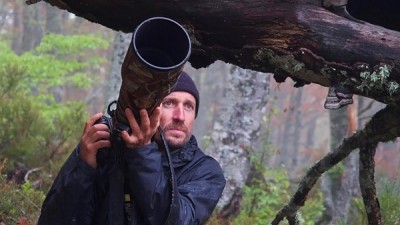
(348, 177, 400, 225)
(0, 161, 45, 224)
(0, 34, 108, 167)
(378, 177, 400, 225)
(232, 169, 324, 225)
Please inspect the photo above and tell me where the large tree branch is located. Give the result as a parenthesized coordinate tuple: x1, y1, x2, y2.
(35, 0, 400, 107)
(270, 105, 400, 224)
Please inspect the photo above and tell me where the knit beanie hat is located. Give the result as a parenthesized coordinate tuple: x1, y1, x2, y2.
(170, 71, 200, 118)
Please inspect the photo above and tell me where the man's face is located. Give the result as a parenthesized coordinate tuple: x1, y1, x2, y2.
(155, 91, 196, 149)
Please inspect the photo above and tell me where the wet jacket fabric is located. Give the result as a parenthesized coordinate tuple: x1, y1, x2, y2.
(37, 136, 226, 225)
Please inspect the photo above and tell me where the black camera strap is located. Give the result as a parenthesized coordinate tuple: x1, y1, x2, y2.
(157, 127, 179, 225)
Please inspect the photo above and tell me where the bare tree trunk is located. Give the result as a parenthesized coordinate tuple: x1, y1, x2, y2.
(319, 107, 348, 225)
(330, 103, 359, 224)
(319, 103, 359, 225)
(44, 3, 64, 102)
(291, 88, 303, 170)
(45, 3, 62, 34)
(11, 1, 23, 54)
(204, 66, 270, 212)
(103, 32, 131, 113)
(0, 1, 9, 29)
(319, 175, 335, 223)
(279, 87, 304, 176)
(280, 90, 295, 169)
(19, 3, 43, 53)
(330, 108, 349, 149)
(190, 61, 228, 148)
(305, 116, 316, 147)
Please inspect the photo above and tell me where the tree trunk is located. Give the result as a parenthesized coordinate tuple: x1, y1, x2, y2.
(189, 61, 228, 149)
(291, 88, 303, 170)
(104, 31, 131, 112)
(279, 87, 303, 174)
(319, 107, 348, 224)
(45, 3, 64, 102)
(318, 103, 359, 225)
(45, 3, 62, 33)
(305, 114, 316, 147)
(0, 1, 9, 29)
(204, 66, 270, 211)
(330, 103, 359, 224)
(280, 92, 296, 169)
(11, 1, 23, 54)
(20, 3, 43, 53)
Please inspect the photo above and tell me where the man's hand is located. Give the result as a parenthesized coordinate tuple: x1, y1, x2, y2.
(79, 113, 111, 168)
(121, 107, 161, 149)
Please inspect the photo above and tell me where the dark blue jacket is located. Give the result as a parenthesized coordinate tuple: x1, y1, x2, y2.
(37, 136, 226, 225)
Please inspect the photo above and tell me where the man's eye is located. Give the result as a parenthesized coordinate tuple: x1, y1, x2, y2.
(184, 103, 194, 111)
(163, 101, 174, 107)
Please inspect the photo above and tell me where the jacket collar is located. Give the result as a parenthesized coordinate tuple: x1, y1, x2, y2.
(161, 136, 198, 168)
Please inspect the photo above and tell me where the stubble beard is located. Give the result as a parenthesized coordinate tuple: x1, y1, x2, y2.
(162, 122, 191, 150)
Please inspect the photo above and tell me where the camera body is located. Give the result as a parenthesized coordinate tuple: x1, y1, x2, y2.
(95, 116, 114, 167)
(95, 115, 132, 168)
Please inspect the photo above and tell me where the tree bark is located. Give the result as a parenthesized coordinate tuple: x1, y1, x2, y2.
(330, 103, 359, 224)
(291, 88, 303, 170)
(318, 94, 359, 225)
(104, 31, 131, 112)
(189, 61, 229, 148)
(204, 66, 270, 211)
(31, 0, 400, 107)
(319, 106, 350, 225)
(280, 91, 296, 169)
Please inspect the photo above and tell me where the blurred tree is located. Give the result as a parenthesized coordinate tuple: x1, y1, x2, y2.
(319, 104, 359, 225)
(11, 1, 43, 54)
(279, 87, 304, 173)
(187, 61, 228, 148)
(45, 3, 62, 34)
(0, 33, 108, 167)
(204, 65, 271, 213)
(104, 31, 131, 111)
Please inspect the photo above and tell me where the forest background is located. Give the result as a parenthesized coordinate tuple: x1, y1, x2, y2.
(0, 1, 399, 225)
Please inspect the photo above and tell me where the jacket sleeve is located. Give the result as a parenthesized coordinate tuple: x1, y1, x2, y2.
(37, 146, 98, 225)
(124, 142, 226, 225)
(173, 158, 225, 225)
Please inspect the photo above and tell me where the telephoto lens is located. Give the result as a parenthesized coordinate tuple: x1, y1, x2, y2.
(115, 17, 192, 126)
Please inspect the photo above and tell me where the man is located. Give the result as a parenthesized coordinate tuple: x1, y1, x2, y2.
(38, 71, 226, 225)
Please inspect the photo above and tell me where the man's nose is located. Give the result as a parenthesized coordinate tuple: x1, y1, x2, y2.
(172, 105, 185, 121)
